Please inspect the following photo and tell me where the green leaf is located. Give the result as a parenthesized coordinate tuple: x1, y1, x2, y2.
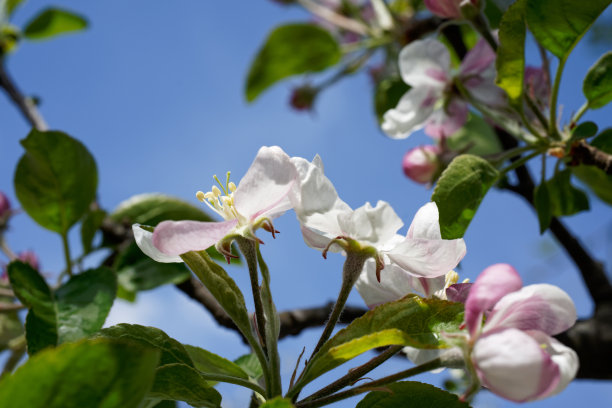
(95, 324, 193, 367)
(8, 262, 116, 354)
(547, 170, 590, 216)
(117, 257, 191, 293)
(0, 339, 159, 408)
(261, 398, 295, 408)
(245, 23, 341, 102)
(432, 155, 499, 239)
(5, 0, 25, 16)
(14, 130, 97, 234)
(110, 193, 213, 226)
(526, 0, 612, 59)
(23, 8, 88, 40)
(81, 209, 107, 255)
(373, 77, 409, 124)
(591, 128, 612, 151)
(496, 0, 526, 102)
(181, 251, 252, 340)
(534, 182, 552, 233)
(446, 114, 502, 156)
(149, 364, 222, 408)
(583, 51, 612, 109)
(234, 353, 264, 380)
(571, 121, 598, 140)
(573, 165, 612, 205)
(483, 0, 505, 28)
(356, 381, 471, 408)
(184, 344, 249, 379)
(298, 295, 464, 387)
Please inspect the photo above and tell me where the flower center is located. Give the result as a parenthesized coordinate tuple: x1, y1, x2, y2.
(196, 172, 244, 222)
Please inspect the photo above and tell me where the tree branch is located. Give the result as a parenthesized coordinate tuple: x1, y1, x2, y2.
(570, 140, 612, 174)
(0, 59, 48, 131)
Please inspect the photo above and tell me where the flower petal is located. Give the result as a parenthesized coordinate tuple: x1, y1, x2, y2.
(446, 282, 472, 303)
(234, 146, 298, 220)
(152, 219, 237, 256)
(133, 224, 183, 263)
(385, 236, 466, 278)
(424, 0, 462, 19)
(473, 328, 561, 402)
(337, 201, 403, 249)
(424, 98, 469, 139)
(464, 263, 522, 336)
(485, 284, 577, 335)
(407, 202, 442, 239)
(398, 39, 451, 87)
(382, 86, 438, 139)
(460, 39, 496, 77)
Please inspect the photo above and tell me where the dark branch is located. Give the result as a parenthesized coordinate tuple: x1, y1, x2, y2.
(570, 140, 612, 174)
(0, 60, 48, 131)
(278, 302, 367, 339)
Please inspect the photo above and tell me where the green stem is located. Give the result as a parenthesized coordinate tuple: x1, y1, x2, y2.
(549, 56, 567, 140)
(300, 345, 403, 403)
(523, 92, 549, 132)
(571, 101, 589, 127)
(499, 149, 545, 175)
(491, 144, 538, 166)
(198, 372, 266, 396)
(0, 236, 17, 261)
(295, 358, 443, 408)
(61, 232, 73, 277)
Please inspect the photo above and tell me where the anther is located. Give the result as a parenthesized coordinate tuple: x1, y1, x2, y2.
(196, 191, 206, 202)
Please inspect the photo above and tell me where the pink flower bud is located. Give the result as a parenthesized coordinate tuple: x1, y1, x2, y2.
(17, 251, 40, 271)
(402, 145, 440, 184)
(0, 192, 10, 219)
(424, 0, 479, 19)
(289, 85, 318, 112)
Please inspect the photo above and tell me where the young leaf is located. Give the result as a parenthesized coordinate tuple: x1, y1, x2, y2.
(261, 398, 295, 408)
(5, 0, 25, 16)
(496, 0, 526, 102)
(534, 182, 552, 233)
(14, 130, 97, 234)
(80, 208, 107, 255)
(571, 121, 598, 141)
(23, 8, 88, 40)
(583, 51, 612, 109)
(373, 77, 409, 124)
(298, 295, 464, 387)
(184, 344, 249, 380)
(245, 23, 341, 102)
(0, 339, 159, 408)
(149, 364, 222, 408)
(117, 257, 191, 293)
(547, 170, 590, 216)
(356, 381, 471, 408)
(110, 193, 213, 225)
(234, 353, 264, 380)
(526, 0, 612, 59)
(432, 155, 499, 239)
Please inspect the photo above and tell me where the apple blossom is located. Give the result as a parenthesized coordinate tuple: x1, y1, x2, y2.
(424, 0, 480, 19)
(134, 146, 298, 263)
(402, 145, 441, 184)
(382, 38, 505, 140)
(291, 155, 466, 279)
(463, 263, 579, 402)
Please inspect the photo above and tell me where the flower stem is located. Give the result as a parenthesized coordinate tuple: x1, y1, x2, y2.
(61, 232, 73, 277)
(549, 56, 567, 140)
(499, 149, 545, 175)
(571, 101, 589, 127)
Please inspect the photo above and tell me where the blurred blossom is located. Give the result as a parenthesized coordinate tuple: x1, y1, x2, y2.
(1, 250, 40, 282)
(289, 85, 318, 112)
(525, 66, 550, 109)
(383, 38, 505, 140)
(424, 0, 480, 19)
(315, 0, 373, 44)
(402, 145, 440, 184)
(0, 191, 10, 221)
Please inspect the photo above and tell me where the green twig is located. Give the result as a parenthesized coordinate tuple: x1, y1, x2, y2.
(571, 101, 589, 127)
(61, 232, 73, 277)
(549, 56, 568, 139)
(198, 372, 267, 396)
(499, 149, 545, 175)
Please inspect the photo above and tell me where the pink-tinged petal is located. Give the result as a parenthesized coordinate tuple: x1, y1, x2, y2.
(473, 328, 561, 402)
(446, 282, 472, 303)
(233, 146, 298, 220)
(466, 79, 508, 108)
(424, 0, 462, 19)
(152, 219, 237, 256)
(485, 284, 577, 335)
(382, 87, 438, 139)
(355, 261, 446, 308)
(527, 331, 579, 399)
(424, 98, 469, 139)
(398, 39, 451, 87)
(386, 236, 466, 278)
(407, 202, 442, 240)
(337, 201, 403, 248)
(464, 263, 522, 336)
(460, 39, 496, 77)
(133, 224, 183, 263)
(402, 145, 440, 184)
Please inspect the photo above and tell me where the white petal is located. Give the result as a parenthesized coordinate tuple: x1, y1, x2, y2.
(407, 202, 441, 239)
(485, 284, 577, 336)
(473, 328, 561, 402)
(234, 146, 298, 220)
(402, 346, 445, 372)
(382, 87, 438, 139)
(132, 224, 183, 263)
(337, 201, 403, 249)
(398, 39, 451, 87)
(152, 219, 238, 256)
(386, 237, 466, 278)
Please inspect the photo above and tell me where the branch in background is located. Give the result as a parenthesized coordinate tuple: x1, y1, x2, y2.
(0, 60, 48, 131)
(570, 140, 612, 174)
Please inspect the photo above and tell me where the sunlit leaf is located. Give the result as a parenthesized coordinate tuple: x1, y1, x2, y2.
(496, 0, 526, 102)
(583, 51, 612, 109)
(23, 8, 88, 40)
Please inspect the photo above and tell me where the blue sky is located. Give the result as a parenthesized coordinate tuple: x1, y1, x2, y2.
(1, 1, 611, 407)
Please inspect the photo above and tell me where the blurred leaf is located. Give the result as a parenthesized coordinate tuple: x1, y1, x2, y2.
(0, 339, 159, 408)
(483, 0, 505, 28)
(261, 398, 295, 408)
(571, 121, 598, 140)
(151, 401, 176, 408)
(583, 51, 612, 109)
(117, 257, 191, 293)
(245, 23, 341, 102)
(298, 295, 464, 387)
(496, 0, 526, 102)
(149, 364, 221, 408)
(8, 262, 116, 354)
(526, 0, 611, 59)
(184, 344, 249, 379)
(110, 193, 213, 226)
(23, 8, 87, 40)
(573, 165, 612, 205)
(14, 130, 97, 234)
(534, 182, 552, 233)
(5, 0, 25, 16)
(432, 155, 499, 239)
(234, 353, 264, 380)
(95, 324, 193, 367)
(591, 127, 612, 150)
(373, 77, 409, 124)
(446, 114, 502, 156)
(535, 170, 590, 232)
(81, 208, 106, 255)
(356, 381, 471, 408)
